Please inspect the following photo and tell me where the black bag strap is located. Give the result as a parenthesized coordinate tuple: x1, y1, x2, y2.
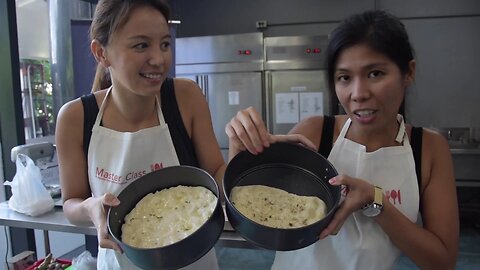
(319, 115, 335, 158)
(411, 126, 423, 190)
(80, 93, 99, 159)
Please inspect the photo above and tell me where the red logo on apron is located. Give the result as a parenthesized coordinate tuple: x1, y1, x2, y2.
(150, 162, 164, 172)
(385, 189, 402, 205)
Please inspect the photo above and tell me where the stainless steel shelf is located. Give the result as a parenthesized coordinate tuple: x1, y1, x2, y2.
(450, 148, 480, 155)
(0, 201, 253, 251)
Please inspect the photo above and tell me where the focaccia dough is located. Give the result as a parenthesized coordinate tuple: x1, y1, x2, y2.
(122, 185, 216, 248)
(230, 185, 326, 228)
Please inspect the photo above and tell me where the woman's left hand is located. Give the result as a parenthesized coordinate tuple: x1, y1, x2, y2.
(319, 174, 376, 239)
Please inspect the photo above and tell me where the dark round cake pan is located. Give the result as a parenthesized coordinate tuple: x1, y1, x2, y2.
(108, 165, 224, 270)
(223, 142, 340, 251)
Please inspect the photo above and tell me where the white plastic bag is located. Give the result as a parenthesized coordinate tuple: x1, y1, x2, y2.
(72, 250, 97, 270)
(4, 154, 54, 216)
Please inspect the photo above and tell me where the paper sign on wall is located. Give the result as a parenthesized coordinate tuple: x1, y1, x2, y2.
(300, 92, 323, 120)
(228, 91, 239, 105)
(275, 93, 299, 124)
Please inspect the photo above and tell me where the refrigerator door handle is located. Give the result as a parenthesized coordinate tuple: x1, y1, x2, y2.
(198, 75, 206, 97)
(203, 75, 209, 102)
(265, 71, 273, 133)
(206, 75, 209, 102)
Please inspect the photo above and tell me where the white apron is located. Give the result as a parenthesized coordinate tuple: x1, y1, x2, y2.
(88, 88, 219, 270)
(272, 115, 419, 270)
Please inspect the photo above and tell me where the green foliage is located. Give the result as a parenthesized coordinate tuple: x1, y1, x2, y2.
(21, 58, 55, 136)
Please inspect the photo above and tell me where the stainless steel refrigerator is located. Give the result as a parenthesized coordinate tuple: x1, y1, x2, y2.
(175, 33, 264, 161)
(264, 35, 332, 135)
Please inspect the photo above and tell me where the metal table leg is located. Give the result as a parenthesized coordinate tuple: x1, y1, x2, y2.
(43, 230, 51, 255)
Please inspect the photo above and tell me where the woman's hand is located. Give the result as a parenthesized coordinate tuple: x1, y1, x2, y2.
(84, 193, 122, 253)
(319, 174, 376, 239)
(226, 107, 271, 157)
(225, 107, 316, 159)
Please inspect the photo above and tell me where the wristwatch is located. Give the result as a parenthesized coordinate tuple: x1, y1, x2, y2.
(362, 185, 384, 217)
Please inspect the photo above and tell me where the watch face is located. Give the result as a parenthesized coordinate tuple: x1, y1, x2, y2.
(362, 203, 382, 217)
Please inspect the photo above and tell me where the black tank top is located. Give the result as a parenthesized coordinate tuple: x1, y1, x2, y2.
(80, 78, 199, 167)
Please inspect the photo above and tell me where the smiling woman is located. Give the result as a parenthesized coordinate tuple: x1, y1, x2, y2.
(54, 0, 226, 269)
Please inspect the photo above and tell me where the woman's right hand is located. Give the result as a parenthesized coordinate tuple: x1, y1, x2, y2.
(225, 107, 317, 159)
(225, 107, 271, 157)
(84, 193, 122, 253)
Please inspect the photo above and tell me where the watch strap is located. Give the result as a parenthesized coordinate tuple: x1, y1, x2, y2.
(373, 185, 383, 206)
(361, 185, 384, 217)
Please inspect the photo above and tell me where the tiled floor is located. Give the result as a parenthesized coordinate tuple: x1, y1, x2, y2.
(215, 246, 275, 270)
(396, 217, 480, 270)
(215, 218, 480, 270)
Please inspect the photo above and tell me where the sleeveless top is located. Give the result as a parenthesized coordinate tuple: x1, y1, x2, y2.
(81, 77, 199, 167)
(272, 115, 422, 270)
(81, 80, 218, 270)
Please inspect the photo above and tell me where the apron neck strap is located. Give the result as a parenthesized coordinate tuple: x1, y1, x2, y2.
(339, 114, 407, 144)
(94, 87, 166, 126)
(155, 95, 166, 125)
(395, 114, 406, 143)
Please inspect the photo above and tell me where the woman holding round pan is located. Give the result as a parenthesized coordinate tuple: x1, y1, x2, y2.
(226, 10, 458, 270)
(55, 0, 225, 269)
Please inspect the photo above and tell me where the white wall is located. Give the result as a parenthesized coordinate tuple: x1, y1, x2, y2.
(34, 231, 85, 259)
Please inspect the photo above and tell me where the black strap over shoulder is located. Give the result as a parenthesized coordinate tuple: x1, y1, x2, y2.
(411, 126, 423, 189)
(160, 78, 199, 167)
(80, 93, 99, 158)
(319, 115, 335, 158)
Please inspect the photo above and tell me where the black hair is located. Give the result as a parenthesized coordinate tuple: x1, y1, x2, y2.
(326, 10, 415, 115)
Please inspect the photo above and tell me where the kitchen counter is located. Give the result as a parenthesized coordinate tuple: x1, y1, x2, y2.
(450, 148, 480, 155)
(0, 201, 95, 235)
(448, 148, 480, 186)
(0, 201, 252, 253)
